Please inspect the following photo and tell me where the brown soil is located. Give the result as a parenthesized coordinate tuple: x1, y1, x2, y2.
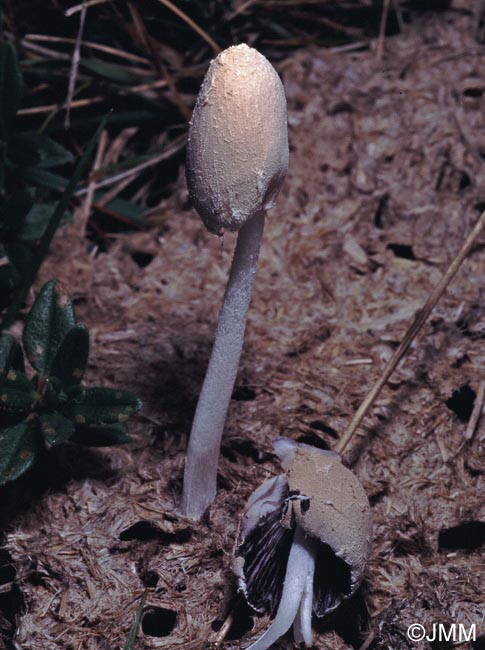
(1, 5, 484, 650)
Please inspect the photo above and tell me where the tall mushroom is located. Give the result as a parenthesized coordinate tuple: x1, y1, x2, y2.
(180, 44, 288, 520)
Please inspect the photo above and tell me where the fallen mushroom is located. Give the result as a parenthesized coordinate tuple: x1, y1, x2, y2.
(180, 44, 288, 520)
(233, 208, 485, 648)
(233, 438, 372, 650)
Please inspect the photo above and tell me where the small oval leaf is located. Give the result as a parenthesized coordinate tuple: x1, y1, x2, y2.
(50, 324, 89, 387)
(30, 134, 74, 169)
(0, 334, 25, 378)
(0, 369, 37, 413)
(40, 412, 75, 446)
(19, 202, 70, 241)
(65, 387, 141, 425)
(0, 419, 36, 485)
(23, 279, 76, 376)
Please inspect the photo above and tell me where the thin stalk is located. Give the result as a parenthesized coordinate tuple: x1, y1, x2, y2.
(336, 210, 485, 455)
(180, 211, 265, 519)
(293, 561, 315, 645)
(245, 526, 317, 650)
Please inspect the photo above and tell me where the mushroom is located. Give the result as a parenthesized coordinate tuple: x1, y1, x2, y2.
(233, 438, 372, 649)
(180, 44, 288, 520)
(231, 208, 485, 646)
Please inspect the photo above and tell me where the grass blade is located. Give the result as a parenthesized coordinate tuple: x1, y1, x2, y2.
(124, 589, 148, 650)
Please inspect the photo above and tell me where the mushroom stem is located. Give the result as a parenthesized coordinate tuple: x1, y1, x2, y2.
(180, 210, 265, 520)
(245, 526, 317, 650)
(293, 562, 314, 646)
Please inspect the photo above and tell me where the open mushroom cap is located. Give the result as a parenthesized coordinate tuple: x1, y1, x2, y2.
(234, 439, 372, 620)
(186, 44, 288, 235)
(275, 438, 372, 598)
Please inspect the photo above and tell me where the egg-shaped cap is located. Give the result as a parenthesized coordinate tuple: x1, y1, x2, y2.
(186, 44, 288, 235)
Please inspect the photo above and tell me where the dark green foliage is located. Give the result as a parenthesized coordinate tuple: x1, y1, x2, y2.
(1, 112, 108, 328)
(0, 420, 37, 484)
(0, 280, 142, 485)
(65, 387, 141, 425)
(50, 324, 89, 388)
(0, 41, 105, 326)
(0, 334, 25, 377)
(0, 369, 38, 414)
(124, 589, 149, 650)
(40, 412, 75, 446)
(23, 279, 76, 375)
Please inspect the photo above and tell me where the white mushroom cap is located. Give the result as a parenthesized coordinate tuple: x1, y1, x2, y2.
(186, 44, 288, 234)
(274, 438, 372, 596)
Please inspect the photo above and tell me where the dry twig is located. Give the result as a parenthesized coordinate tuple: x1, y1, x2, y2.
(80, 129, 108, 234)
(65, 0, 113, 18)
(154, 0, 221, 54)
(336, 210, 485, 455)
(75, 135, 186, 196)
(65, 1, 87, 129)
(376, 0, 391, 61)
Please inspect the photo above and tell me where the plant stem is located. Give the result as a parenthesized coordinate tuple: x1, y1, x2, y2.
(336, 209, 485, 455)
(180, 211, 265, 520)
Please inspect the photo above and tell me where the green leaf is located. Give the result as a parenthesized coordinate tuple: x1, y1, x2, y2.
(7, 133, 74, 169)
(0, 261, 16, 308)
(0, 369, 37, 413)
(0, 190, 33, 237)
(80, 58, 145, 85)
(50, 324, 89, 387)
(72, 421, 130, 447)
(30, 134, 74, 169)
(23, 279, 76, 376)
(21, 166, 68, 192)
(19, 202, 70, 241)
(40, 411, 75, 446)
(0, 43, 23, 138)
(102, 196, 145, 225)
(0, 335, 14, 379)
(124, 589, 149, 650)
(66, 387, 141, 425)
(0, 334, 24, 377)
(8, 134, 74, 170)
(0, 419, 36, 485)
(41, 378, 63, 411)
(35, 115, 108, 262)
